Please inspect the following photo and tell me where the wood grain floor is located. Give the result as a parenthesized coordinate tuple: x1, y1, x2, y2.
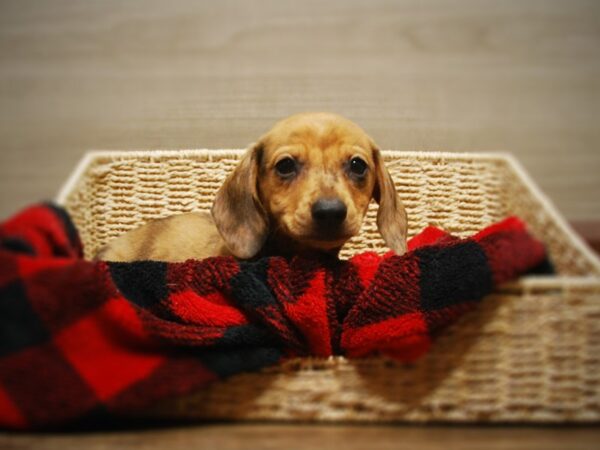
(1, 1, 599, 448)
(2, 424, 600, 450)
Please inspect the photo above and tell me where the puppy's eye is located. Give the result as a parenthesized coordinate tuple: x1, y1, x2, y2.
(349, 157, 368, 177)
(275, 157, 297, 177)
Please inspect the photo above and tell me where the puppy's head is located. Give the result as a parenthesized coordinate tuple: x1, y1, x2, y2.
(212, 112, 407, 259)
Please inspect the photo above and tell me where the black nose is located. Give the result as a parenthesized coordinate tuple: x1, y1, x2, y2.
(311, 198, 347, 229)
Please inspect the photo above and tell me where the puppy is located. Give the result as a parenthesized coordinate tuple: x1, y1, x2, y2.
(96, 112, 407, 262)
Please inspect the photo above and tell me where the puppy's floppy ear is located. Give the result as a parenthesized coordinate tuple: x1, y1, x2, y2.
(211, 142, 269, 259)
(372, 145, 408, 255)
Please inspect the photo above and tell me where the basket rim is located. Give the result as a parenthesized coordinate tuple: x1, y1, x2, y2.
(55, 149, 600, 278)
(55, 149, 515, 204)
(500, 275, 600, 291)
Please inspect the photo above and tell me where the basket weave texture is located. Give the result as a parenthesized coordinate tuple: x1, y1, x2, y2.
(59, 150, 600, 423)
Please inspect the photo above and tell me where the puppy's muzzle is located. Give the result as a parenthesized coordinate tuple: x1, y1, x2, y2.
(311, 198, 347, 236)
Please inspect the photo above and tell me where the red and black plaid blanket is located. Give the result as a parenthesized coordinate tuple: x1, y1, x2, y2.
(0, 204, 550, 429)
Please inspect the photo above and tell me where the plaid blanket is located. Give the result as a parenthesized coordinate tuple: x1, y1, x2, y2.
(0, 204, 550, 429)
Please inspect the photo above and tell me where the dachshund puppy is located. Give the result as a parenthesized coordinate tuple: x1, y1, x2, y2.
(96, 112, 407, 262)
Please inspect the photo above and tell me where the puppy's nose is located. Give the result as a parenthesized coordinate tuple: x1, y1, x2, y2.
(311, 198, 347, 229)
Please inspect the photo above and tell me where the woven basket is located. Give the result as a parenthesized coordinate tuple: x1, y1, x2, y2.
(57, 150, 600, 423)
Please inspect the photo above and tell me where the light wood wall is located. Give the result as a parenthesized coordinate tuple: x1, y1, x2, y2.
(1, 0, 599, 220)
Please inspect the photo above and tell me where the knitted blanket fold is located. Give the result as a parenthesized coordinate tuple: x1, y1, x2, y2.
(0, 204, 550, 429)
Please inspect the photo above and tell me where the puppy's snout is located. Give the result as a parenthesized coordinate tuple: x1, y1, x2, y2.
(311, 198, 347, 229)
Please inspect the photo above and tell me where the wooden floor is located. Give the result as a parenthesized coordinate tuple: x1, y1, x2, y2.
(1, 0, 599, 448)
(2, 424, 600, 450)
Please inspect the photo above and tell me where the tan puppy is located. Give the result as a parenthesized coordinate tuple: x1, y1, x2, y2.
(96, 112, 407, 262)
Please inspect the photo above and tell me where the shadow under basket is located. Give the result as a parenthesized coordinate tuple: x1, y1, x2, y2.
(57, 150, 600, 423)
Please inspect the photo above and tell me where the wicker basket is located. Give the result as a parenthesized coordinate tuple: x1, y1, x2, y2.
(57, 150, 600, 423)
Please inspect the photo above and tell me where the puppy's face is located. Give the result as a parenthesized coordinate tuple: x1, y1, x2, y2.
(257, 114, 377, 251)
(212, 112, 407, 259)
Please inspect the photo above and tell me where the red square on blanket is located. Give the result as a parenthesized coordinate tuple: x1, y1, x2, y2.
(54, 299, 164, 401)
(0, 385, 26, 429)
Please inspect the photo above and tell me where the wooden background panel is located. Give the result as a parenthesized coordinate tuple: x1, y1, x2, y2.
(0, 0, 599, 220)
